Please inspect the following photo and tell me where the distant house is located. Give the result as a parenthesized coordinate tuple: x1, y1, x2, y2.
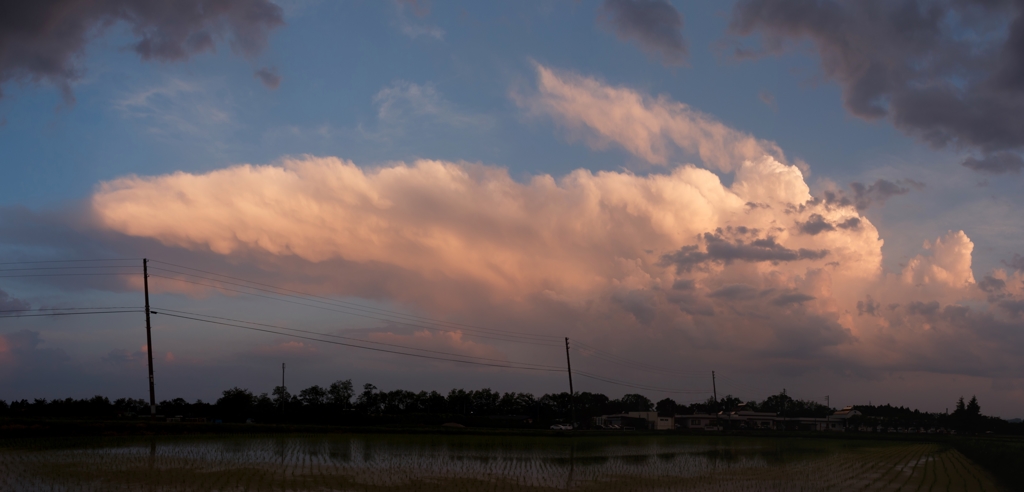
(594, 404, 862, 432)
(679, 414, 719, 430)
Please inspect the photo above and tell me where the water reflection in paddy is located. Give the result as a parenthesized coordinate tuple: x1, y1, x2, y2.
(0, 433, 1003, 491)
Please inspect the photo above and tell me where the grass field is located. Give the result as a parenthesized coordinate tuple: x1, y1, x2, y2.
(0, 434, 1006, 491)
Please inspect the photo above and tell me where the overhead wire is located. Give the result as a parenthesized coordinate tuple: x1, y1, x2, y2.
(147, 263, 561, 343)
(0, 258, 140, 266)
(148, 273, 561, 347)
(0, 310, 142, 319)
(0, 256, 758, 398)
(0, 266, 141, 272)
(148, 257, 565, 342)
(0, 273, 140, 278)
(151, 307, 563, 370)
(151, 310, 564, 373)
(572, 340, 708, 377)
(0, 306, 141, 313)
(574, 370, 711, 395)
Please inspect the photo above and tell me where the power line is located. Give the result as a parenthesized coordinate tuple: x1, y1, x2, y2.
(148, 262, 560, 342)
(0, 258, 140, 265)
(151, 307, 562, 370)
(0, 273, 139, 278)
(0, 306, 141, 313)
(152, 259, 559, 339)
(0, 310, 142, 319)
(148, 274, 561, 347)
(151, 310, 564, 373)
(0, 266, 141, 272)
(572, 341, 707, 377)
(574, 370, 711, 395)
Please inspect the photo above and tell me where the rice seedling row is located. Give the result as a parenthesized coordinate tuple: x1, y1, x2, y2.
(0, 435, 1006, 491)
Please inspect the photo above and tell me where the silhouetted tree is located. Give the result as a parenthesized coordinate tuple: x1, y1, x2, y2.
(327, 379, 354, 408)
(619, 393, 653, 412)
(656, 398, 677, 416)
(298, 385, 328, 406)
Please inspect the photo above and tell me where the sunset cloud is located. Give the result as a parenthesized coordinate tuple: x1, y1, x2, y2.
(71, 64, 1024, 394)
(516, 64, 784, 171)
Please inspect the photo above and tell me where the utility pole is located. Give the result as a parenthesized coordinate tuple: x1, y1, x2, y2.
(282, 362, 286, 388)
(564, 337, 575, 429)
(711, 371, 717, 405)
(711, 370, 718, 429)
(826, 395, 830, 409)
(143, 258, 156, 419)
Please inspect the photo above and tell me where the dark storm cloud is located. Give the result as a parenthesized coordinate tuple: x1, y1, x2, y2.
(962, 152, 1024, 174)
(997, 299, 1024, 317)
(0, 0, 284, 101)
(822, 179, 923, 211)
(613, 289, 659, 324)
(661, 231, 829, 272)
(708, 283, 760, 300)
(978, 275, 1006, 294)
(254, 67, 281, 90)
(797, 213, 835, 235)
(598, 0, 688, 66)
(857, 296, 880, 316)
(729, 0, 1024, 170)
(772, 292, 815, 306)
(0, 287, 31, 313)
(836, 217, 860, 230)
(1006, 254, 1024, 272)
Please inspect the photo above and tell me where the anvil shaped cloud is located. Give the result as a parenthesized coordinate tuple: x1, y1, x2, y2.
(82, 65, 1024, 384)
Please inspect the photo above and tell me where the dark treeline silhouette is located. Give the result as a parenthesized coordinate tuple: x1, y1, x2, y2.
(1, 383, 1018, 433)
(848, 395, 1017, 434)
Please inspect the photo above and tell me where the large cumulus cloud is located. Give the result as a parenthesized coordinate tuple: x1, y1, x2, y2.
(7, 63, 1022, 408)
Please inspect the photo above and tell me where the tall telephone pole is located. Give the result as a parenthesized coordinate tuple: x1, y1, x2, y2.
(711, 371, 717, 404)
(143, 258, 156, 419)
(564, 337, 575, 429)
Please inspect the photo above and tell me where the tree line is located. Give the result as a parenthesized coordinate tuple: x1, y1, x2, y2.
(0, 381, 1016, 433)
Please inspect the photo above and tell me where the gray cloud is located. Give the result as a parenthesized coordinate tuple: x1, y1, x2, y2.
(0, 287, 30, 313)
(978, 275, 1006, 294)
(822, 178, 923, 211)
(773, 292, 815, 306)
(798, 213, 835, 235)
(998, 299, 1024, 317)
(856, 296, 880, 316)
(836, 217, 861, 230)
(0, 0, 284, 102)
(661, 231, 829, 272)
(254, 67, 281, 90)
(729, 0, 1024, 171)
(1006, 254, 1024, 272)
(962, 152, 1024, 174)
(758, 89, 777, 110)
(708, 284, 760, 300)
(598, 0, 688, 66)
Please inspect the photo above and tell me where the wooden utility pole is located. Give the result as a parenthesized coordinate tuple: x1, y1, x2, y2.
(564, 337, 575, 429)
(143, 258, 156, 419)
(711, 371, 717, 404)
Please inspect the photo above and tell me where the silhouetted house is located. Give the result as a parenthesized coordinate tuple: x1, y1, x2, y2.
(678, 414, 720, 430)
(593, 413, 654, 430)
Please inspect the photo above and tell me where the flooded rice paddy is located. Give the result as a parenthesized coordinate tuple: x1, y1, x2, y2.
(0, 433, 1005, 491)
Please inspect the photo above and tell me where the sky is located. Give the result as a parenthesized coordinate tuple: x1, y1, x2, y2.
(2, 0, 1024, 417)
